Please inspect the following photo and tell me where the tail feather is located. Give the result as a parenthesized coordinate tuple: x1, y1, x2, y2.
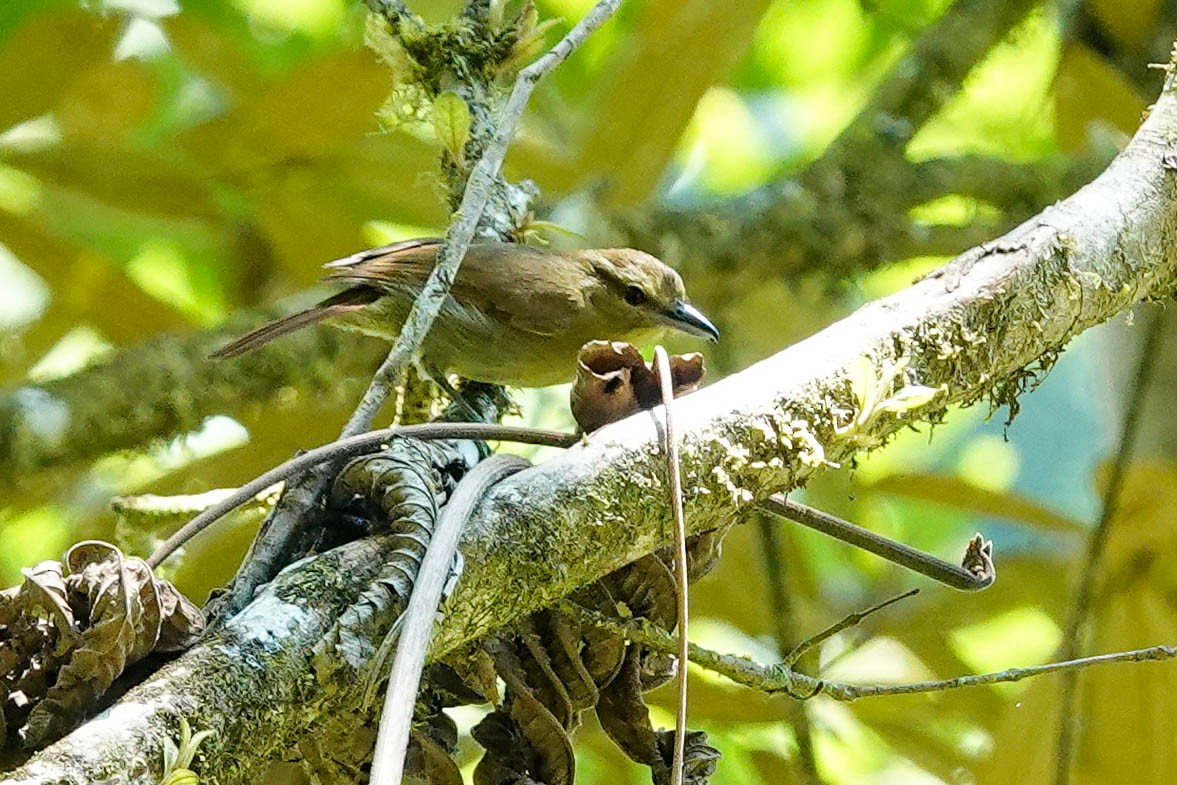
(210, 287, 381, 359)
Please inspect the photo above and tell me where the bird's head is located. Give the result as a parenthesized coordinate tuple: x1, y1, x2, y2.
(585, 249, 720, 342)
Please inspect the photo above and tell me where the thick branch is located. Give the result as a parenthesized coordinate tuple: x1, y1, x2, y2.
(0, 320, 385, 490)
(0, 0, 1090, 484)
(8, 56, 1177, 785)
(436, 65, 1177, 653)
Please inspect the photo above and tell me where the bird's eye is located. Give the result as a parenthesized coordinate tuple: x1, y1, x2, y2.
(624, 285, 648, 306)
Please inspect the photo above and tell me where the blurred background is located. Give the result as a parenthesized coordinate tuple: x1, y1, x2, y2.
(2, 0, 1176, 782)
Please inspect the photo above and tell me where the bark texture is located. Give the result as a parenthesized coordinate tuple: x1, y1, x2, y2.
(6, 55, 1177, 785)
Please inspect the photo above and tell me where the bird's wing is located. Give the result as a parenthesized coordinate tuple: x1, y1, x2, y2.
(322, 237, 444, 276)
(323, 241, 588, 337)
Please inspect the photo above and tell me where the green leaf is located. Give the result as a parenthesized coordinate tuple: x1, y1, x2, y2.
(430, 91, 471, 166)
(864, 472, 1085, 535)
(161, 14, 263, 100)
(568, 0, 774, 204)
(6, 144, 220, 221)
(54, 59, 157, 142)
(0, 8, 120, 131)
(178, 49, 390, 169)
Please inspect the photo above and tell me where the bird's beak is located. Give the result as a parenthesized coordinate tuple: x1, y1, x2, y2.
(661, 299, 720, 341)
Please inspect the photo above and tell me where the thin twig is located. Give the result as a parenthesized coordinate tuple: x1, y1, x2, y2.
(654, 346, 689, 785)
(755, 518, 823, 784)
(559, 602, 814, 697)
(145, 424, 576, 567)
(821, 645, 1177, 700)
(784, 589, 919, 666)
(1054, 309, 1165, 785)
(759, 495, 994, 591)
(562, 603, 1177, 703)
(341, 0, 623, 437)
(210, 0, 623, 615)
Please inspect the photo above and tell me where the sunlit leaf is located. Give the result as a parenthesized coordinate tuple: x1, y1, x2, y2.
(430, 91, 471, 165)
(864, 473, 1085, 534)
(568, 0, 773, 204)
(0, 213, 187, 346)
(0, 9, 120, 132)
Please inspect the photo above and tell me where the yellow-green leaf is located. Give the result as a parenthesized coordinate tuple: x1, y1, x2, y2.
(0, 9, 120, 131)
(430, 91, 471, 165)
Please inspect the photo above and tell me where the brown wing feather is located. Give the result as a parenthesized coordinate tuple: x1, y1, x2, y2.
(210, 287, 381, 359)
(322, 237, 444, 274)
(323, 241, 591, 337)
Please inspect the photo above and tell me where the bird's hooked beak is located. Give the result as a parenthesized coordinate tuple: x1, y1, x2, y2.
(661, 299, 720, 341)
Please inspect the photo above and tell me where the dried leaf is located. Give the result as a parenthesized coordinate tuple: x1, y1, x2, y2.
(406, 729, 462, 785)
(2, 541, 204, 750)
(516, 619, 576, 726)
(543, 610, 601, 711)
(566, 584, 626, 685)
(656, 729, 721, 785)
(603, 554, 679, 630)
(509, 690, 575, 785)
(471, 710, 529, 785)
(19, 561, 75, 656)
(571, 341, 704, 432)
(155, 581, 206, 653)
(25, 543, 140, 747)
(597, 648, 667, 781)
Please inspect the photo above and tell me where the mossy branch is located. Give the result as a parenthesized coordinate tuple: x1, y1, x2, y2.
(8, 48, 1177, 785)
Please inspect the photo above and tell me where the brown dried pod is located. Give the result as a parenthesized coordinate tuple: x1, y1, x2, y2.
(2, 541, 204, 750)
(597, 648, 667, 781)
(570, 341, 705, 432)
(656, 729, 721, 785)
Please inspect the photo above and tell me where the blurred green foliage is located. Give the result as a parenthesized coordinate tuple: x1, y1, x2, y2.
(1, 0, 1175, 783)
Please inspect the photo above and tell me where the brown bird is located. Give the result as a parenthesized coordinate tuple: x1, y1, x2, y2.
(212, 238, 718, 388)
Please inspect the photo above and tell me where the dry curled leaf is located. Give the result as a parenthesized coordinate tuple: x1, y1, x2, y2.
(1, 541, 204, 750)
(570, 341, 704, 432)
(314, 438, 468, 682)
(325, 411, 729, 783)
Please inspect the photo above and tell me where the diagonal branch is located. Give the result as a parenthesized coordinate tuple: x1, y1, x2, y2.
(209, 0, 625, 617)
(0, 0, 1092, 491)
(342, 0, 623, 435)
(8, 49, 1177, 785)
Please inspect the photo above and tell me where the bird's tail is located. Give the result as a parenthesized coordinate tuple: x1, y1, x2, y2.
(210, 287, 381, 359)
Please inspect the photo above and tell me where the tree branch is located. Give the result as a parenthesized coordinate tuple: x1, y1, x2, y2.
(343, 0, 622, 435)
(0, 320, 385, 491)
(8, 50, 1177, 785)
(610, 0, 1066, 279)
(0, 0, 1098, 489)
(564, 601, 1176, 701)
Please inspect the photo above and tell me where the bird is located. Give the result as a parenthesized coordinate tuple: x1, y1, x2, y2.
(212, 238, 719, 389)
